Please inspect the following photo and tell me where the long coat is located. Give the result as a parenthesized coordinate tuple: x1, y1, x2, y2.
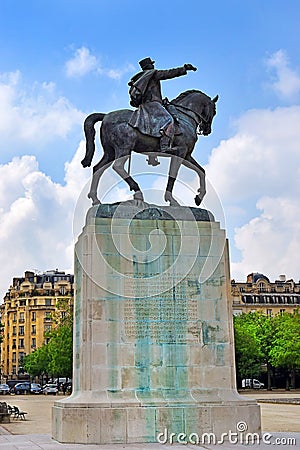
(128, 66, 187, 137)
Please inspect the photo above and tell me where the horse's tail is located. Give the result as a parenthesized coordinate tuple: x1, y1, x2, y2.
(81, 113, 106, 168)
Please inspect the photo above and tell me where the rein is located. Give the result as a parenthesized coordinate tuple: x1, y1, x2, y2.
(170, 102, 207, 135)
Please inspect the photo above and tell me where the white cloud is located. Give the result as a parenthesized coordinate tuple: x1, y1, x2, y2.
(266, 49, 300, 100)
(206, 106, 300, 203)
(0, 144, 90, 300)
(65, 47, 98, 78)
(65, 46, 135, 80)
(232, 196, 300, 282)
(0, 70, 83, 149)
(206, 103, 300, 283)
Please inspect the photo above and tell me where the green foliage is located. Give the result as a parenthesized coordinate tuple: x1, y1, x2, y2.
(23, 344, 50, 377)
(233, 313, 263, 380)
(269, 312, 300, 370)
(233, 310, 300, 389)
(23, 298, 73, 379)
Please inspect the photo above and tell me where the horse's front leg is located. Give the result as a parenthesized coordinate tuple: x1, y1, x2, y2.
(164, 156, 182, 206)
(182, 155, 206, 206)
(88, 155, 113, 205)
(112, 156, 144, 201)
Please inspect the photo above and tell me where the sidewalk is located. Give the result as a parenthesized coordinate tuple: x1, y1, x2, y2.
(0, 392, 299, 449)
(0, 432, 299, 449)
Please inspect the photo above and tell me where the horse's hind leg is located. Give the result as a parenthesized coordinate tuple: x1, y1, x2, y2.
(112, 156, 144, 201)
(88, 154, 113, 205)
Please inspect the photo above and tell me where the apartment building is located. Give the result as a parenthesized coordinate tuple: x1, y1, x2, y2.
(0, 269, 74, 379)
(231, 272, 300, 316)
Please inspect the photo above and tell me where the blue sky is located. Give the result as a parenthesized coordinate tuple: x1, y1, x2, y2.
(0, 0, 300, 298)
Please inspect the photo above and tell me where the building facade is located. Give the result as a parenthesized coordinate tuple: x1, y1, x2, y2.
(0, 270, 74, 380)
(231, 272, 300, 316)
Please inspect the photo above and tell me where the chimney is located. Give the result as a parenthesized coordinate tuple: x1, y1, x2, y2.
(279, 274, 286, 282)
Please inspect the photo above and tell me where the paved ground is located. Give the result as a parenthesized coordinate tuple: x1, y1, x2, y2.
(0, 391, 299, 448)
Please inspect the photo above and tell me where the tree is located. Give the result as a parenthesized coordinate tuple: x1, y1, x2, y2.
(47, 321, 73, 379)
(270, 311, 300, 389)
(233, 314, 263, 385)
(47, 298, 73, 379)
(23, 344, 51, 380)
(233, 312, 274, 389)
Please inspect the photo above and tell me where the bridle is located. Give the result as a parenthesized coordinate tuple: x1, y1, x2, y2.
(170, 101, 213, 135)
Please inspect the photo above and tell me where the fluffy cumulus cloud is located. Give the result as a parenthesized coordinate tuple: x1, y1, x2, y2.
(265, 49, 300, 101)
(0, 144, 90, 300)
(65, 46, 134, 79)
(232, 196, 300, 281)
(206, 99, 300, 282)
(65, 47, 98, 78)
(0, 70, 83, 150)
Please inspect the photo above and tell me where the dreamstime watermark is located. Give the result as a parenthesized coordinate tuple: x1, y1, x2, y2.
(73, 161, 226, 297)
(157, 421, 297, 446)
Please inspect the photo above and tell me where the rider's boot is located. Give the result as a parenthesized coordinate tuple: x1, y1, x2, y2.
(147, 155, 160, 166)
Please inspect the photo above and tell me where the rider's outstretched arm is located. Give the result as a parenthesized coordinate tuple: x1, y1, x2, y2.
(156, 64, 197, 81)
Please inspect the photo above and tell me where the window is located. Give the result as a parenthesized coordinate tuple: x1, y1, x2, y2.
(19, 300, 26, 306)
(280, 309, 286, 315)
(13, 313, 17, 322)
(19, 312, 25, 323)
(19, 326, 24, 336)
(12, 352, 16, 363)
(44, 324, 51, 334)
(45, 298, 52, 306)
(32, 325, 36, 335)
(44, 312, 52, 321)
(258, 282, 266, 292)
(45, 337, 50, 345)
(266, 309, 272, 317)
(12, 326, 17, 336)
(19, 338, 24, 349)
(12, 366, 16, 375)
(31, 338, 36, 349)
(12, 339, 16, 349)
(32, 312, 36, 321)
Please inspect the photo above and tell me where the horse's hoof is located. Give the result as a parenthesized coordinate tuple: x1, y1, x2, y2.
(194, 195, 201, 206)
(88, 193, 101, 205)
(133, 191, 144, 201)
(81, 158, 91, 168)
(165, 192, 180, 206)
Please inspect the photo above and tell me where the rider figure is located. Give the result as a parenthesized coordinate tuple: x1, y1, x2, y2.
(128, 58, 197, 166)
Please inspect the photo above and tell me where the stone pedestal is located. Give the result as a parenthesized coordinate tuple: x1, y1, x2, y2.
(52, 202, 261, 444)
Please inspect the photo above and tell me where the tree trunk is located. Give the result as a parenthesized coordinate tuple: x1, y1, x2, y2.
(285, 370, 290, 390)
(290, 368, 296, 389)
(267, 362, 272, 390)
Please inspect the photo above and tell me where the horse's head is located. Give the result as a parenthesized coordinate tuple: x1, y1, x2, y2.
(171, 90, 218, 136)
(198, 94, 218, 136)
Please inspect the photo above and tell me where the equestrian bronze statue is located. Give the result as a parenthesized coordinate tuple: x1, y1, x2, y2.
(82, 58, 218, 206)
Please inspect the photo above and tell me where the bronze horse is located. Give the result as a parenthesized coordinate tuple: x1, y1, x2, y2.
(82, 90, 218, 206)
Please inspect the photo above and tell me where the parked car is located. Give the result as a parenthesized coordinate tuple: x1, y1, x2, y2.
(0, 384, 10, 395)
(242, 378, 264, 389)
(10, 382, 31, 394)
(30, 383, 42, 394)
(42, 383, 58, 395)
